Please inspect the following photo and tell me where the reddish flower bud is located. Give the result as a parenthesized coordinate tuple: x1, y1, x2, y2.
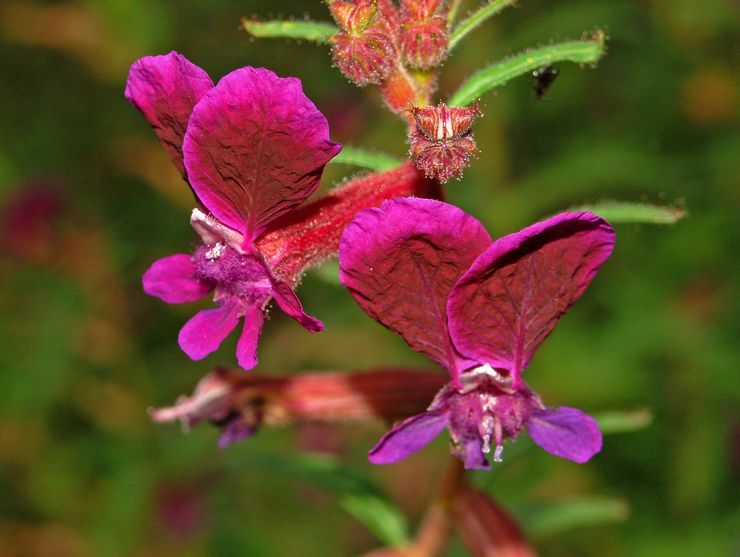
(454, 486, 537, 557)
(330, 0, 377, 32)
(329, 0, 400, 86)
(399, 0, 449, 69)
(408, 102, 482, 183)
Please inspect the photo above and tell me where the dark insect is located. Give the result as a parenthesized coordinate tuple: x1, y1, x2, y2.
(532, 65, 559, 100)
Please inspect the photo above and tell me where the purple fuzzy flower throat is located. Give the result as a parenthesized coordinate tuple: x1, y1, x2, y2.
(438, 365, 543, 464)
(192, 244, 272, 308)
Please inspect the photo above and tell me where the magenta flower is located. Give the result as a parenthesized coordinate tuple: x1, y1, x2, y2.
(339, 198, 615, 469)
(126, 52, 341, 369)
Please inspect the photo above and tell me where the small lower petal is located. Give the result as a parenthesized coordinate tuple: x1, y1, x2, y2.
(143, 253, 212, 303)
(236, 306, 265, 370)
(218, 417, 256, 449)
(528, 406, 602, 463)
(458, 438, 491, 470)
(178, 303, 240, 360)
(368, 410, 447, 464)
(271, 279, 324, 332)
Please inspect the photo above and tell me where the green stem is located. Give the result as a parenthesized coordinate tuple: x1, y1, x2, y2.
(240, 18, 338, 43)
(330, 146, 403, 172)
(449, 0, 518, 51)
(448, 30, 606, 106)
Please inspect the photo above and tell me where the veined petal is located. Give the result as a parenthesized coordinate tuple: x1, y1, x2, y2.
(271, 279, 324, 332)
(448, 212, 615, 387)
(339, 198, 492, 374)
(236, 306, 265, 370)
(528, 406, 602, 463)
(368, 410, 447, 464)
(183, 66, 341, 244)
(142, 253, 213, 303)
(178, 303, 240, 360)
(125, 51, 214, 179)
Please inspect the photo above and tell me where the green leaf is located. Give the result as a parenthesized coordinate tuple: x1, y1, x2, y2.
(228, 452, 410, 546)
(240, 18, 338, 44)
(594, 408, 654, 434)
(568, 200, 687, 224)
(449, 0, 518, 51)
(330, 145, 403, 171)
(522, 497, 630, 538)
(448, 30, 607, 106)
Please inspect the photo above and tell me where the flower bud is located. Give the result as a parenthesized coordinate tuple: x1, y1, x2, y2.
(408, 102, 482, 183)
(399, 0, 449, 69)
(329, 0, 400, 86)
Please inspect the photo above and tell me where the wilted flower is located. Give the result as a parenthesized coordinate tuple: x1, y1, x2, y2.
(126, 52, 341, 369)
(408, 102, 481, 183)
(339, 198, 615, 469)
(151, 367, 445, 448)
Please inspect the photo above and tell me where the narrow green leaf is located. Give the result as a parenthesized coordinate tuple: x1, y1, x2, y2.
(241, 18, 338, 44)
(569, 200, 687, 224)
(228, 453, 410, 546)
(448, 30, 607, 106)
(331, 145, 403, 171)
(449, 0, 518, 51)
(594, 408, 654, 433)
(523, 497, 629, 538)
(341, 495, 410, 548)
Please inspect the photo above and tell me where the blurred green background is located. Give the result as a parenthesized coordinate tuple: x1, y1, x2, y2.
(0, 0, 737, 556)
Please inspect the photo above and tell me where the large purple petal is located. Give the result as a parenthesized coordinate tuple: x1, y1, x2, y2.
(271, 279, 324, 333)
(339, 198, 492, 374)
(125, 52, 214, 179)
(182, 67, 342, 244)
(236, 306, 265, 370)
(142, 253, 213, 303)
(368, 410, 447, 464)
(448, 212, 614, 387)
(178, 303, 240, 360)
(528, 406, 602, 463)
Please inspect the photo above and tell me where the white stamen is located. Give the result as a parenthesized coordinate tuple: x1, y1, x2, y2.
(205, 242, 226, 260)
(493, 444, 504, 462)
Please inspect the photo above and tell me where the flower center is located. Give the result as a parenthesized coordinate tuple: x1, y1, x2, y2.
(436, 364, 543, 462)
(193, 243, 273, 307)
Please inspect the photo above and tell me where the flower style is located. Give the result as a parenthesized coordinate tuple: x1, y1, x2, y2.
(339, 198, 615, 469)
(125, 52, 341, 369)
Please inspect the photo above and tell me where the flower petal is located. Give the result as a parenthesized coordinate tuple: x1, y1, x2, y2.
(125, 52, 214, 179)
(368, 410, 447, 464)
(339, 198, 492, 373)
(142, 253, 213, 303)
(448, 212, 615, 387)
(178, 303, 240, 360)
(183, 67, 342, 243)
(458, 438, 491, 470)
(236, 306, 265, 370)
(271, 279, 324, 333)
(528, 406, 602, 463)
